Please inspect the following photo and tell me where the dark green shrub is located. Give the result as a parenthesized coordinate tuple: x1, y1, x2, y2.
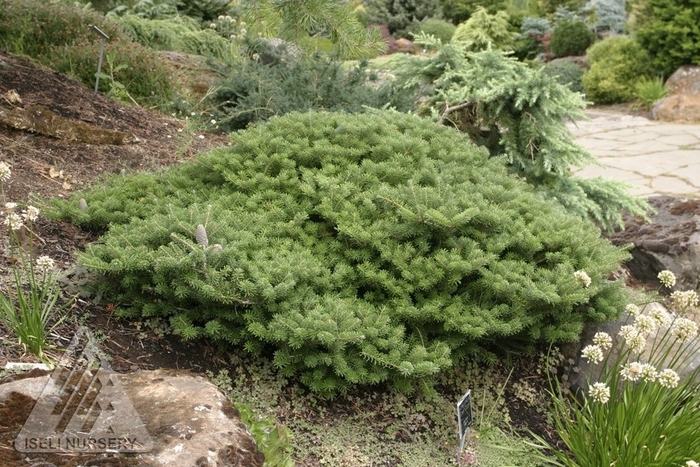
(419, 18, 457, 43)
(439, 0, 507, 24)
(582, 36, 652, 104)
(51, 110, 631, 396)
(208, 46, 398, 131)
(631, 0, 700, 77)
(363, 0, 442, 38)
(549, 20, 595, 57)
(542, 60, 586, 94)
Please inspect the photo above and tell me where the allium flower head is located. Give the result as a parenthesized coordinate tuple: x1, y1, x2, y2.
(650, 307, 671, 327)
(670, 290, 699, 310)
(657, 368, 680, 388)
(4, 211, 23, 230)
(581, 345, 604, 364)
(658, 270, 676, 288)
(625, 303, 641, 317)
(592, 332, 613, 350)
(5, 202, 17, 211)
(620, 362, 643, 382)
(634, 314, 656, 335)
(589, 382, 610, 404)
(35, 255, 55, 272)
(626, 333, 646, 353)
(686, 461, 699, 467)
(619, 324, 637, 340)
(23, 205, 40, 222)
(639, 363, 658, 382)
(0, 161, 11, 181)
(671, 318, 698, 343)
(574, 270, 591, 287)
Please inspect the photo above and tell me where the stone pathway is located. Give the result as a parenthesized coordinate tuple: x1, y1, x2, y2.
(569, 110, 700, 198)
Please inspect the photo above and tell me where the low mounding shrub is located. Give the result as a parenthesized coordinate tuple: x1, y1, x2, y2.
(52, 110, 631, 396)
(549, 20, 595, 58)
(419, 18, 457, 44)
(542, 60, 586, 94)
(582, 36, 652, 104)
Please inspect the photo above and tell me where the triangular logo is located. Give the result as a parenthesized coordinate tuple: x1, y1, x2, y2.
(15, 326, 153, 453)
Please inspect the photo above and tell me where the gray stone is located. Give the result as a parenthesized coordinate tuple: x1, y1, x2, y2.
(652, 65, 700, 122)
(0, 369, 264, 467)
(605, 195, 700, 292)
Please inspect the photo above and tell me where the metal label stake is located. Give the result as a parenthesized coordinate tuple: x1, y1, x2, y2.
(89, 25, 110, 92)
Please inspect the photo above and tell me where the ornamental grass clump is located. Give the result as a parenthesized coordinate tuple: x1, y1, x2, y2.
(0, 161, 70, 362)
(533, 270, 700, 466)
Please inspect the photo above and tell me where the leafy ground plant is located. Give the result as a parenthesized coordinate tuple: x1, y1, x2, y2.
(0, 161, 69, 362)
(532, 270, 700, 466)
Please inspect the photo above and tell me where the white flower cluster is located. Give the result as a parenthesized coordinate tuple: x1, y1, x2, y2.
(588, 382, 610, 404)
(671, 317, 699, 343)
(35, 255, 55, 273)
(573, 270, 591, 288)
(619, 324, 646, 353)
(0, 161, 11, 181)
(581, 344, 604, 364)
(2, 203, 40, 231)
(657, 270, 676, 288)
(670, 290, 699, 310)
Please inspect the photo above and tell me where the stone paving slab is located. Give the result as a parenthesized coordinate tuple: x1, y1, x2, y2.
(570, 111, 700, 199)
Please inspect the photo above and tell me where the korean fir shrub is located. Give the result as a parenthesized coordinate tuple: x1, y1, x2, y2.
(582, 35, 652, 104)
(549, 20, 595, 58)
(384, 36, 649, 231)
(52, 110, 632, 397)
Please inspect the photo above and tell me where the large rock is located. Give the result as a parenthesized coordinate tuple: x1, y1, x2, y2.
(652, 65, 700, 122)
(606, 195, 700, 292)
(0, 369, 264, 467)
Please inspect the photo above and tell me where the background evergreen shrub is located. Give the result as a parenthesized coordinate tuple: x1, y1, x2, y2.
(207, 45, 398, 131)
(419, 18, 457, 43)
(451, 7, 514, 52)
(386, 40, 649, 231)
(582, 35, 652, 104)
(542, 60, 586, 94)
(116, 14, 237, 61)
(362, 0, 442, 38)
(549, 20, 595, 57)
(52, 110, 631, 396)
(631, 0, 700, 78)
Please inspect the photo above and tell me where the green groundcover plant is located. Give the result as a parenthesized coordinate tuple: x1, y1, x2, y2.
(50, 110, 631, 396)
(532, 270, 700, 466)
(0, 162, 70, 362)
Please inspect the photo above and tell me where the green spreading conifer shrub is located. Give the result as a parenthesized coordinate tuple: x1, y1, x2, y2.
(52, 110, 630, 396)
